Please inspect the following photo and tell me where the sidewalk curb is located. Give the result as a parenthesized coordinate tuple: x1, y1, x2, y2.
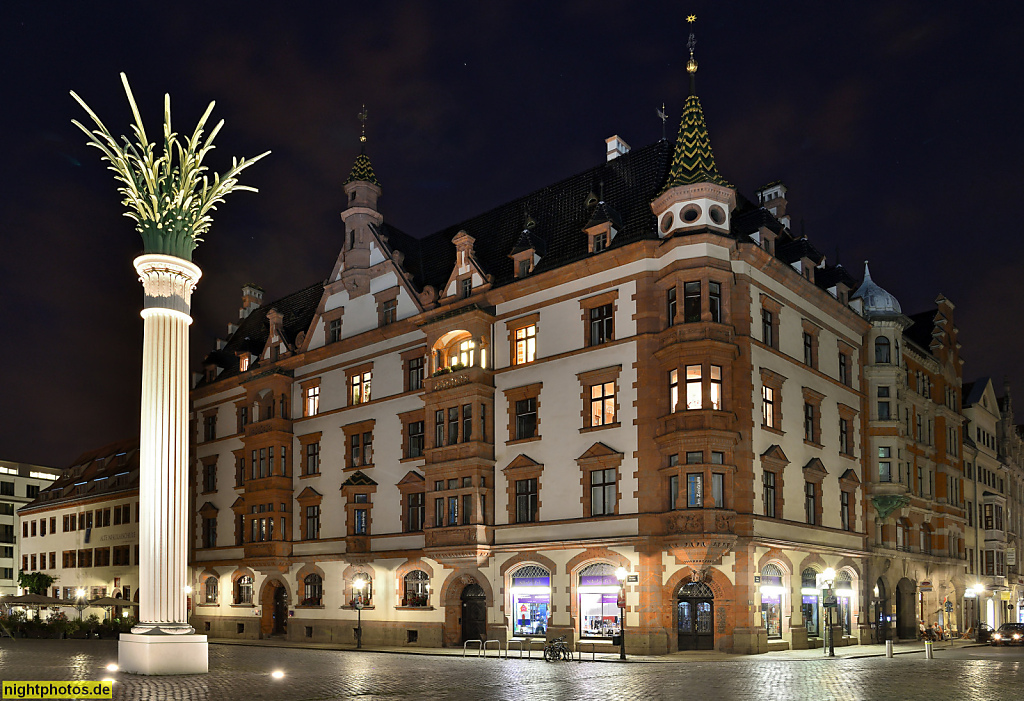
(208, 638, 991, 664)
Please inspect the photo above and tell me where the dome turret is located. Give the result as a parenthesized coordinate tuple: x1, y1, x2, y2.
(852, 262, 901, 315)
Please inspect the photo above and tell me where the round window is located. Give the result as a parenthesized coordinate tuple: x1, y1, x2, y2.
(660, 212, 675, 233)
(709, 205, 726, 225)
(682, 205, 701, 223)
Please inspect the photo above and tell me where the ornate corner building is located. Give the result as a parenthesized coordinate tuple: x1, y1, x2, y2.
(187, 53, 986, 653)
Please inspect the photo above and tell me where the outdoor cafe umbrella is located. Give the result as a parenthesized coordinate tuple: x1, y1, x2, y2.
(2, 593, 71, 620)
(88, 596, 136, 620)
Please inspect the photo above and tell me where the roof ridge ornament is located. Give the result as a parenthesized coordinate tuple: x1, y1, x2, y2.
(345, 104, 381, 187)
(686, 14, 698, 95)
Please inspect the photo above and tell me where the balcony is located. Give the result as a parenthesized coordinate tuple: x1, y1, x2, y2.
(242, 540, 292, 559)
(656, 409, 735, 439)
(244, 475, 293, 494)
(655, 322, 736, 355)
(245, 416, 293, 437)
(424, 365, 493, 394)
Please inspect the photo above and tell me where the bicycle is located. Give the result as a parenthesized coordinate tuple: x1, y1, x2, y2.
(543, 635, 574, 661)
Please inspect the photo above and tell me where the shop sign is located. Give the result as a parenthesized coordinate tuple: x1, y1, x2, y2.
(920, 580, 932, 592)
(627, 574, 639, 583)
(1008, 547, 1016, 567)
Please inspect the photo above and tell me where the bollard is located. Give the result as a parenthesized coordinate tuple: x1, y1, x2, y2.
(885, 640, 893, 658)
(924, 641, 933, 659)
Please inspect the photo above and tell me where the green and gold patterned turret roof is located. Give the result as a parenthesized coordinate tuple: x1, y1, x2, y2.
(345, 152, 380, 187)
(662, 94, 731, 191)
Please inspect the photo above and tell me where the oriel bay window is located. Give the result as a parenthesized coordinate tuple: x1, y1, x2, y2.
(683, 281, 701, 322)
(686, 366, 702, 409)
(687, 473, 703, 508)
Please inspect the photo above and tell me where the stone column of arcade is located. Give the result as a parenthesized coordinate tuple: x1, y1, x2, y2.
(71, 72, 268, 675)
(117, 254, 209, 674)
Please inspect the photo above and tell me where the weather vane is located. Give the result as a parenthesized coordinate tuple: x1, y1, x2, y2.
(358, 105, 368, 144)
(686, 15, 698, 75)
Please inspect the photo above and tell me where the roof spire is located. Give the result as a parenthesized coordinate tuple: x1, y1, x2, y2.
(686, 15, 698, 96)
(345, 104, 380, 186)
(661, 17, 731, 193)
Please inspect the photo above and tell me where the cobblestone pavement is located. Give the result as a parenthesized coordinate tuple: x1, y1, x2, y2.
(0, 640, 1020, 700)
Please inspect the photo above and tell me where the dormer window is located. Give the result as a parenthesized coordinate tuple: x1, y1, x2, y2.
(239, 354, 250, 372)
(593, 232, 607, 252)
(517, 259, 531, 278)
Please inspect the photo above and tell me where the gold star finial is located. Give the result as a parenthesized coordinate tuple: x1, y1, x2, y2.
(358, 104, 368, 144)
(686, 14, 696, 23)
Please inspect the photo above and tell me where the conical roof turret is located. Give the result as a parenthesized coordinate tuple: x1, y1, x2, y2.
(852, 262, 902, 315)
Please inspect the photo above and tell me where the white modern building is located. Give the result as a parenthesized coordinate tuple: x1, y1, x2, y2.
(0, 458, 61, 595)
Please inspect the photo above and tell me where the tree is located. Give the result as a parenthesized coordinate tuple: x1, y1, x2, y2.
(18, 570, 57, 595)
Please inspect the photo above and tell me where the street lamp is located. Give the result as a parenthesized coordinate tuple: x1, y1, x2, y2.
(615, 567, 628, 660)
(75, 588, 88, 622)
(352, 576, 367, 649)
(973, 583, 985, 636)
(822, 568, 836, 658)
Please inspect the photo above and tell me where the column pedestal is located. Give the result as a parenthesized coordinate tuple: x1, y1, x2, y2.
(119, 633, 209, 675)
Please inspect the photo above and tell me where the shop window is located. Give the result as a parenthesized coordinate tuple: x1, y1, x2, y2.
(403, 570, 429, 607)
(303, 574, 323, 606)
(760, 564, 784, 639)
(511, 565, 550, 637)
(578, 563, 621, 639)
(800, 569, 820, 638)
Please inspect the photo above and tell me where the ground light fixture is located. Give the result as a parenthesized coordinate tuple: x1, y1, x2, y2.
(271, 671, 285, 680)
(615, 567, 628, 660)
(105, 664, 118, 672)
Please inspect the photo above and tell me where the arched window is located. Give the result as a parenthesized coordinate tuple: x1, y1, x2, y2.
(303, 574, 323, 606)
(204, 576, 218, 604)
(403, 571, 429, 607)
(349, 573, 373, 606)
(578, 563, 620, 640)
(874, 336, 891, 364)
(800, 568, 820, 638)
(760, 564, 784, 639)
(235, 575, 253, 605)
(836, 570, 854, 636)
(510, 565, 551, 637)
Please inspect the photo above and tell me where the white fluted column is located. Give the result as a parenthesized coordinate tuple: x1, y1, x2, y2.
(132, 253, 201, 635)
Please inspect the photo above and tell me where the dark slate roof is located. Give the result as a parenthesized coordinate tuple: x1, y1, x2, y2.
(20, 439, 138, 513)
(904, 309, 938, 354)
(815, 263, 857, 291)
(585, 201, 623, 231)
(390, 140, 674, 289)
(342, 471, 377, 487)
(776, 237, 824, 266)
(963, 379, 986, 408)
(731, 207, 786, 237)
(201, 281, 324, 379)
(346, 152, 380, 186)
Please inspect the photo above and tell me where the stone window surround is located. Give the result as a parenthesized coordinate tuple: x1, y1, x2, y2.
(760, 367, 787, 433)
(803, 458, 828, 527)
(576, 445, 624, 518)
(577, 365, 622, 432)
(299, 377, 321, 418)
(760, 293, 782, 349)
(322, 307, 344, 344)
(199, 455, 218, 495)
(345, 361, 374, 406)
(396, 471, 426, 533)
(296, 431, 323, 477)
(579, 289, 619, 348)
(231, 448, 246, 488)
(374, 286, 400, 328)
(296, 487, 324, 541)
(504, 382, 543, 444)
(837, 339, 855, 387)
(502, 455, 543, 524)
(760, 445, 790, 519)
(398, 408, 426, 461)
(342, 419, 376, 471)
(401, 346, 428, 393)
(507, 312, 540, 366)
(802, 386, 825, 447)
(657, 267, 731, 327)
(341, 482, 377, 536)
(801, 319, 820, 370)
(837, 403, 858, 458)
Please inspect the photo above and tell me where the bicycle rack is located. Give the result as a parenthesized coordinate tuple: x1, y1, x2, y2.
(529, 639, 546, 660)
(482, 640, 502, 657)
(506, 639, 525, 659)
(578, 642, 598, 662)
(463, 640, 483, 657)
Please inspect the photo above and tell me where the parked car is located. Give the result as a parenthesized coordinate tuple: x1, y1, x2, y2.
(991, 623, 1024, 646)
(976, 623, 994, 643)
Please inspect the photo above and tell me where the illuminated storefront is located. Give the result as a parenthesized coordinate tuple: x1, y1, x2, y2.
(509, 566, 550, 637)
(578, 563, 621, 639)
(836, 570, 854, 636)
(760, 564, 784, 639)
(800, 568, 820, 638)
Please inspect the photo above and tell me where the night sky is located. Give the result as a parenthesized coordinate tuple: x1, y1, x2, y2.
(3, 1, 1023, 468)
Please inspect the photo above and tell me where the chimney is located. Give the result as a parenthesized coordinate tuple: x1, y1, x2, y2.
(606, 135, 631, 161)
(240, 284, 264, 319)
(757, 182, 790, 228)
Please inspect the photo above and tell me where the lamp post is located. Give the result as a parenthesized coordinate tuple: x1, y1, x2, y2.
(75, 588, 87, 622)
(823, 568, 836, 657)
(973, 582, 985, 638)
(353, 577, 366, 649)
(615, 567, 627, 660)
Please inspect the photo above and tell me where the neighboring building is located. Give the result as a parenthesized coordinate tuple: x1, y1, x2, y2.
(858, 279, 967, 640)
(189, 46, 879, 654)
(0, 459, 61, 595)
(16, 441, 140, 613)
(962, 379, 1024, 629)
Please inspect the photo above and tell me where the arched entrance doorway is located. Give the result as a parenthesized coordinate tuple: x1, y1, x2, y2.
(873, 578, 889, 642)
(677, 581, 714, 650)
(460, 583, 487, 643)
(895, 578, 916, 640)
(261, 581, 288, 637)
